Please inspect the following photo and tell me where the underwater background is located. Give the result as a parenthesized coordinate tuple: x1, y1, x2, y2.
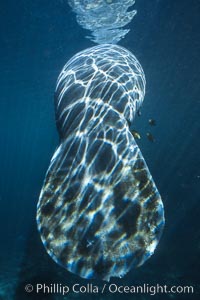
(0, 0, 200, 299)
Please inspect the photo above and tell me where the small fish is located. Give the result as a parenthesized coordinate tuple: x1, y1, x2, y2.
(146, 132, 155, 142)
(131, 129, 141, 139)
(148, 119, 156, 126)
(137, 109, 142, 117)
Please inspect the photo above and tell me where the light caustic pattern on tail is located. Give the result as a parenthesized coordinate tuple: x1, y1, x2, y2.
(36, 44, 164, 281)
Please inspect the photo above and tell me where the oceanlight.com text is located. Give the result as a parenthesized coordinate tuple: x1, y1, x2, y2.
(25, 283, 194, 296)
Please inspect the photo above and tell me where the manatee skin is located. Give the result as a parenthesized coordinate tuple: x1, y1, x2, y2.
(36, 44, 164, 281)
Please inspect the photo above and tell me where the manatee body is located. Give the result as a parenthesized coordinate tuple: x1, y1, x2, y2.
(36, 44, 164, 281)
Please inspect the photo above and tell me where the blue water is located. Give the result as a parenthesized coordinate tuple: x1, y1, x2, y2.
(0, 0, 200, 299)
